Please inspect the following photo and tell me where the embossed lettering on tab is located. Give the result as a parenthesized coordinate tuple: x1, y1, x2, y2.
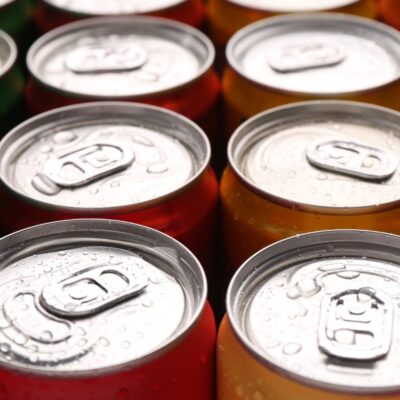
(269, 41, 346, 73)
(306, 139, 399, 181)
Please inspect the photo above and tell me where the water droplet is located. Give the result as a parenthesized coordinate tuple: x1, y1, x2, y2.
(147, 164, 168, 174)
(283, 343, 302, 355)
(78, 339, 88, 347)
(142, 298, 153, 307)
(265, 339, 281, 349)
(40, 331, 53, 341)
(252, 391, 265, 400)
(318, 173, 328, 181)
(53, 131, 77, 144)
(318, 263, 345, 272)
(121, 341, 131, 349)
(337, 271, 360, 280)
(115, 388, 130, 400)
(75, 327, 86, 336)
(109, 256, 122, 265)
(58, 251, 67, 257)
(99, 337, 110, 347)
(40, 145, 53, 153)
(0, 343, 10, 354)
(287, 278, 320, 299)
(89, 188, 99, 195)
(44, 265, 52, 273)
(110, 181, 120, 188)
(299, 308, 308, 317)
(235, 385, 244, 397)
(326, 245, 335, 253)
(15, 334, 28, 345)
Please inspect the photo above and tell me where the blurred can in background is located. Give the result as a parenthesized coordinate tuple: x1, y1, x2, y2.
(380, 0, 400, 30)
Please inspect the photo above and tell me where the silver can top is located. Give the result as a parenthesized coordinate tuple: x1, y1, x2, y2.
(0, 0, 14, 7)
(228, 101, 400, 213)
(0, 102, 210, 212)
(226, 0, 360, 12)
(0, 219, 207, 375)
(227, 14, 400, 95)
(43, 0, 185, 15)
(227, 230, 400, 393)
(28, 17, 214, 98)
(0, 30, 16, 78)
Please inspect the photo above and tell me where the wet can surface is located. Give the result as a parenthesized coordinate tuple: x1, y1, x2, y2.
(0, 219, 215, 400)
(221, 101, 400, 272)
(0, 30, 24, 136)
(380, 0, 400, 30)
(207, 0, 377, 47)
(26, 17, 220, 142)
(0, 102, 218, 275)
(223, 14, 400, 136)
(35, 0, 206, 32)
(218, 230, 400, 399)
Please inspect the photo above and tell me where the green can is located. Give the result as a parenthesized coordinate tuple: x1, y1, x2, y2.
(0, 29, 24, 135)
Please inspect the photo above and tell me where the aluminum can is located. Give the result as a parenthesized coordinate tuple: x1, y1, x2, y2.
(0, 218, 215, 400)
(223, 14, 400, 136)
(221, 101, 400, 272)
(0, 102, 218, 276)
(0, 29, 24, 136)
(380, 0, 400, 30)
(218, 229, 400, 400)
(26, 17, 220, 143)
(35, 0, 206, 32)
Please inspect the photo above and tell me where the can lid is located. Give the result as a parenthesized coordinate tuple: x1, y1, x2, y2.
(227, 230, 400, 393)
(28, 17, 214, 98)
(0, 0, 14, 7)
(0, 102, 210, 212)
(0, 30, 16, 78)
(43, 0, 186, 15)
(227, 14, 400, 95)
(0, 219, 207, 375)
(228, 101, 400, 213)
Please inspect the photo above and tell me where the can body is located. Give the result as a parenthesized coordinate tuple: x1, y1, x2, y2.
(35, 0, 205, 32)
(207, 0, 377, 47)
(380, 0, 400, 30)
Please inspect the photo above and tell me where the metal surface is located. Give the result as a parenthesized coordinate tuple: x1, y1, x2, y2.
(0, 30, 16, 77)
(0, 219, 206, 375)
(43, 0, 185, 15)
(0, 0, 14, 7)
(28, 17, 214, 98)
(228, 101, 400, 212)
(227, 14, 400, 95)
(227, 230, 400, 393)
(0, 102, 209, 211)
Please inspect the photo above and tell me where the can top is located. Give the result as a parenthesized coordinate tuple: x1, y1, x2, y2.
(0, 219, 207, 375)
(229, 101, 400, 213)
(0, 102, 210, 212)
(42, 0, 186, 15)
(0, 0, 14, 7)
(28, 17, 214, 98)
(0, 30, 16, 78)
(227, 14, 400, 95)
(226, 0, 359, 12)
(228, 230, 400, 393)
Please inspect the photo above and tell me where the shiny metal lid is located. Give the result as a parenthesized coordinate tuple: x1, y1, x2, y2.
(0, 0, 14, 7)
(43, 0, 185, 15)
(228, 230, 400, 393)
(228, 101, 400, 213)
(28, 17, 214, 98)
(227, 14, 400, 95)
(0, 219, 207, 375)
(0, 102, 210, 212)
(0, 30, 16, 78)
(226, 0, 359, 12)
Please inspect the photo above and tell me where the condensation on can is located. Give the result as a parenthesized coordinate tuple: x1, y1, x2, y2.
(218, 229, 400, 400)
(223, 13, 400, 136)
(221, 101, 400, 272)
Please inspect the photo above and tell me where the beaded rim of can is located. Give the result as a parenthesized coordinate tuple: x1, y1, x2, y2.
(0, 30, 16, 77)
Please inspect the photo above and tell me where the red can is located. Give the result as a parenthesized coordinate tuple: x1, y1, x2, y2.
(25, 17, 220, 143)
(0, 102, 218, 277)
(35, 0, 206, 32)
(0, 218, 216, 400)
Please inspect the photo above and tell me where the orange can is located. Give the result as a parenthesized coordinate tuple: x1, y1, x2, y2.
(221, 101, 400, 273)
(223, 14, 400, 136)
(207, 0, 377, 47)
(380, 0, 400, 30)
(218, 229, 400, 400)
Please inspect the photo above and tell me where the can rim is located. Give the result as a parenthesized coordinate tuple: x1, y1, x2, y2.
(226, 229, 400, 394)
(27, 16, 215, 99)
(0, 30, 17, 77)
(40, 0, 187, 17)
(226, 13, 400, 96)
(0, 101, 211, 213)
(228, 100, 400, 214)
(0, 218, 208, 376)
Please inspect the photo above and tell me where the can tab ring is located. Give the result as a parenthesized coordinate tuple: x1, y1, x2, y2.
(306, 139, 399, 181)
(66, 42, 148, 74)
(40, 264, 148, 318)
(35, 141, 134, 190)
(318, 288, 393, 361)
(268, 41, 346, 73)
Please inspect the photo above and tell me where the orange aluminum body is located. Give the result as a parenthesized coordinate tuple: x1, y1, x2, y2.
(380, 0, 400, 30)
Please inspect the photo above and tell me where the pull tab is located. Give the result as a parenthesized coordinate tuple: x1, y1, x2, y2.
(40, 264, 148, 318)
(36, 142, 134, 189)
(66, 42, 148, 74)
(269, 41, 346, 73)
(318, 288, 393, 361)
(306, 139, 399, 181)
